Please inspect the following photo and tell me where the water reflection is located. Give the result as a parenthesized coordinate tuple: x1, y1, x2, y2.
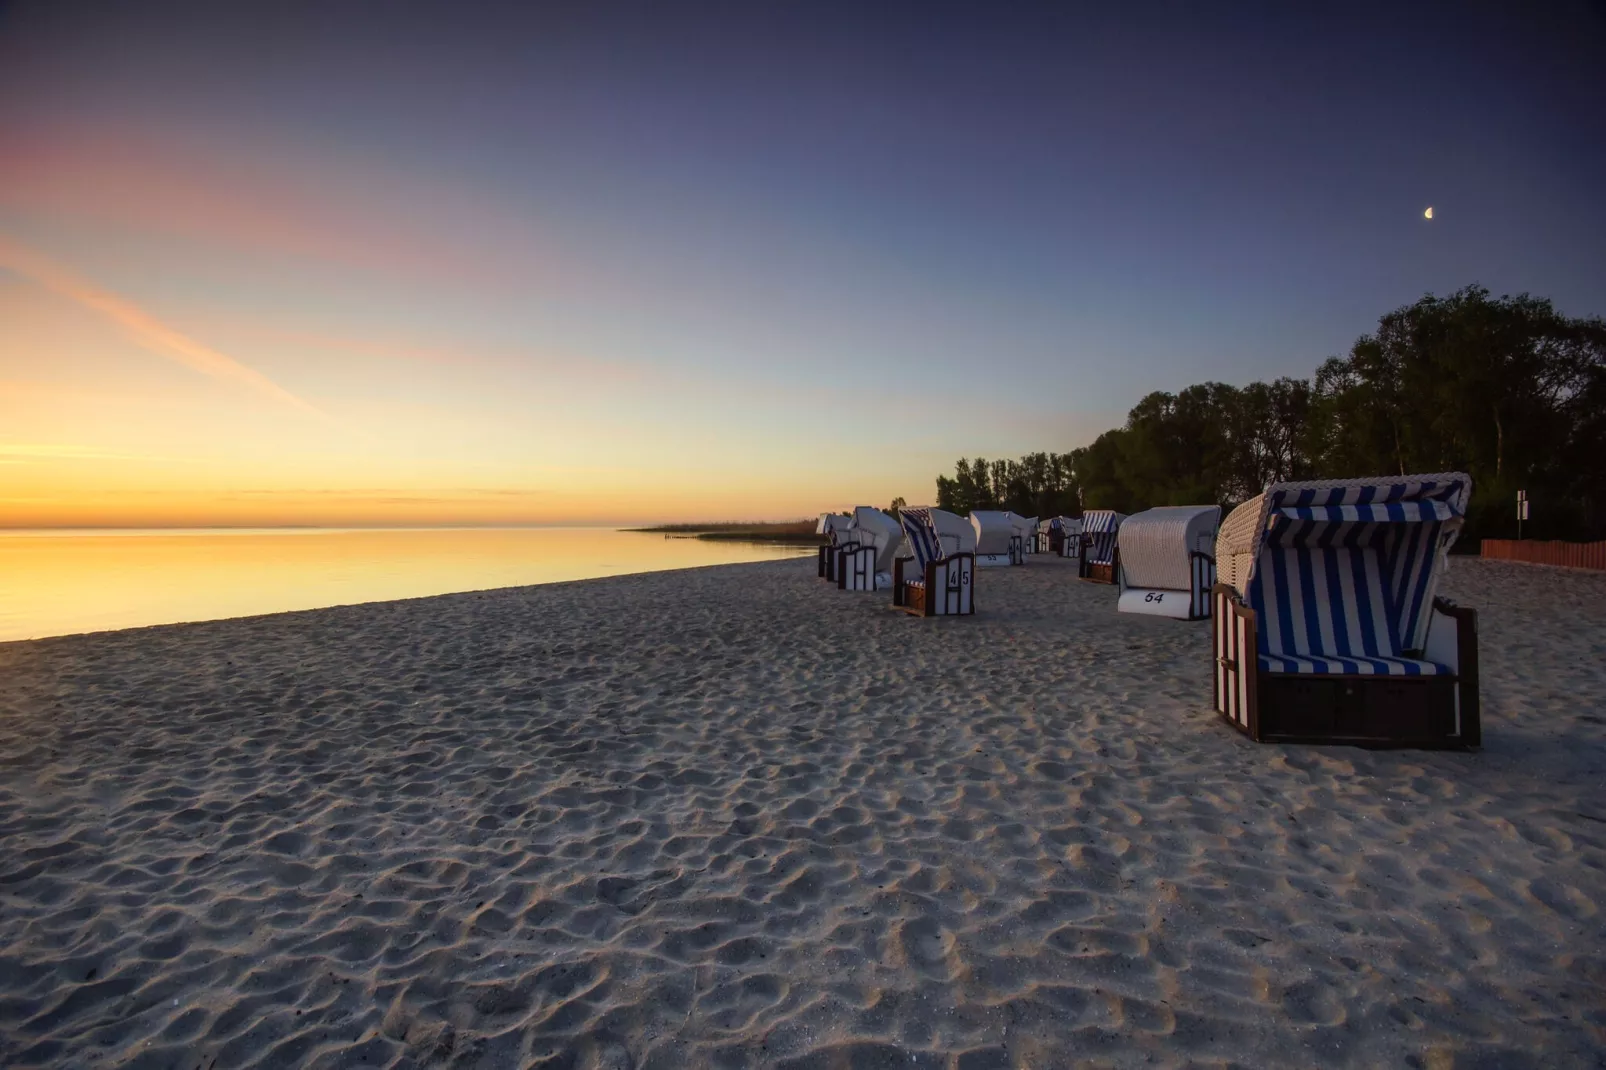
(0, 527, 811, 641)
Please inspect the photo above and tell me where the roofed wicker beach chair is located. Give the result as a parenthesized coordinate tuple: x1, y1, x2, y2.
(1039, 516, 1084, 558)
(1116, 505, 1221, 620)
(1212, 473, 1480, 748)
(930, 507, 978, 559)
(834, 506, 905, 591)
(1008, 513, 1039, 556)
(815, 512, 855, 582)
(894, 508, 976, 616)
(969, 511, 1024, 566)
(1078, 510, 1127, 583)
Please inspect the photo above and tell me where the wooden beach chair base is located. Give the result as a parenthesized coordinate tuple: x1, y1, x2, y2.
(893, 554, 976, 616)
(836, 545, 883, 591)
(1080, 548, 1119, 584)
(819, 541, 865, 585)
(1212, 584, 1481, 749)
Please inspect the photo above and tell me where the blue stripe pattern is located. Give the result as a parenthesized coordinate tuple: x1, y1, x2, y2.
(899, 508, 944, 571)
(1082, 510, 1123, 565)
(1258, 653, 1451, 675)
(1274, 501, 1459, 523)
(1246, 478, 1467, 676)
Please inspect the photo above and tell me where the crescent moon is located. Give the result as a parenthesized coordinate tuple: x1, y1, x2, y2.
(1424, 207, 1434, 219)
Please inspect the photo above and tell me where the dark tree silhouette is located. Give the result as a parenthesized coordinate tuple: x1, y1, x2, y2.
(933, 286, 1606, 541)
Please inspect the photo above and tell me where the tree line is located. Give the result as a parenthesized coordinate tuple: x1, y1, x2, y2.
(934, 286, 1606, 542)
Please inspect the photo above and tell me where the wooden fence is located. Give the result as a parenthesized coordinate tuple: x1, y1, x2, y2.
(1481, 539, 1606, 570)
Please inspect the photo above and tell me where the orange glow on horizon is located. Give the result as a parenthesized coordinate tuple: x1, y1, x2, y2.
(0, 119, 1080, 529)
(0, 528, 813, 641)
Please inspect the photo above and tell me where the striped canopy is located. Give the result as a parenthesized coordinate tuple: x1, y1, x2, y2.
(1272, 501, 1459, 524)
(1220, 474, 1471, 671)
(899, 508, 945, 570)
(1081, 509, 1126, 565)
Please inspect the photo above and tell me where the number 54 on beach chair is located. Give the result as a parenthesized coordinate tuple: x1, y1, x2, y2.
(1116, 505, 1221, 620)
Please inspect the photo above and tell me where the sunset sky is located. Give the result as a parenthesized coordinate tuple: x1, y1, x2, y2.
(2, 2, 1603, 527)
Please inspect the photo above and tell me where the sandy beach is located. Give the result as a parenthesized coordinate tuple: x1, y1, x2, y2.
(1, 555, 1602, 1068)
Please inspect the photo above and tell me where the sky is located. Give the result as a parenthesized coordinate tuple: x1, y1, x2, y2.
(2, 1, 1603, 527)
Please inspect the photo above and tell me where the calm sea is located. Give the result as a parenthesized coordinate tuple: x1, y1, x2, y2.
(0, 527, 812, 642)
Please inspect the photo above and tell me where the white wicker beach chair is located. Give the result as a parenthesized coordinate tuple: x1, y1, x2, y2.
(1212, 473, 1480, 748)
(893, 508, 976, 616)
(1116, 505, 1221, 620)
(969, 511, 1024, 567)
(834, 507, 904, 591)
(815, 513, 856, 582)
(1078, 510, 1127, 583)
(1007, 513, 1039, 557)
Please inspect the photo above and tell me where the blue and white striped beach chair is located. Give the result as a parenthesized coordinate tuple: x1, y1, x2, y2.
(1212, 473, 1480, 748)
(893, 508, 975, 616)
(1078, 510, 1127, 583)
(1038, 516, 1084, 558)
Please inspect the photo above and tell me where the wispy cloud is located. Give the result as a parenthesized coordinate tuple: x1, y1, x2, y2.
(0, 124, 569, 294)
(0, 233, 330, 420)
(194, 320, 644, 384)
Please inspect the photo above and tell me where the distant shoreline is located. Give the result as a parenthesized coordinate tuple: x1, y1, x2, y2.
(628, 520, 825, 545)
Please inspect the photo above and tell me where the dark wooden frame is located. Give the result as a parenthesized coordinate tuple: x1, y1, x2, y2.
(818, 540, 863, 583)
(836, 544, 878, 591)
(893, 553, 976, 616)
(1189, 551, 1215, 619)
(1211, 583, 1481, 749)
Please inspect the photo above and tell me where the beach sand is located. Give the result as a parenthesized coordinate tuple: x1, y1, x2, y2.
(1, 556, 1602, 1068)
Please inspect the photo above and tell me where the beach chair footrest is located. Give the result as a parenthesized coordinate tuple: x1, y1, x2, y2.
(1255, 674, 1459, 746)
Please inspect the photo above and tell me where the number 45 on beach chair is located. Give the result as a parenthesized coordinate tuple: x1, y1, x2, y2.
(893, 507, 976, 616)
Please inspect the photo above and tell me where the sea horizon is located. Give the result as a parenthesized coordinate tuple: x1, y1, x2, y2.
(0, 526, 812, 642)
(0, 522, 806, 536)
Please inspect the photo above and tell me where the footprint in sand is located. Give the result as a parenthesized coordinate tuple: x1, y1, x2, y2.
(896, 917, 958, 980)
